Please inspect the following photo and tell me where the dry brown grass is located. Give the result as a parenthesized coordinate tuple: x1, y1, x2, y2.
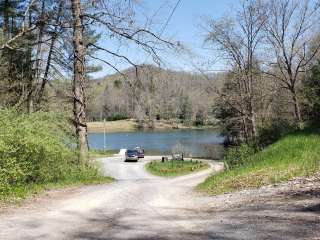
(87, 119, 215, 133)
(87, 119, 139, 133)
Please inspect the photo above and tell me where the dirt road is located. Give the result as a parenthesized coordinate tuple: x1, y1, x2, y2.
(0, 156, 319, 240)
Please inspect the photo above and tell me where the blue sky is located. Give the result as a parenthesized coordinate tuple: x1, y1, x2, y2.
(93, 0, 240, 77)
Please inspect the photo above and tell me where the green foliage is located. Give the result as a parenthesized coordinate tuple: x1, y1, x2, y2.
(212, 78, 242, 142)
(302, 60, 320, 121)
(0, 110, 110, 200)
(193, 109, 205, 126)
(198, 127, 320, 195)
(223, 144, 256, 170)
(257, 119, 295, 147)
(146, 160, 209, 177)
(106, 112, 128, 121)
(113, 79, 122, 89)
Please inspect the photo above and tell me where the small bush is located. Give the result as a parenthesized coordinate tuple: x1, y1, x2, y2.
(223, 144, 256, 170)
(106, 112, 127, 121)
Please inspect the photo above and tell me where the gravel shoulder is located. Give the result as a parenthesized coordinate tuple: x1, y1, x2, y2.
(0, 156, 319, 240)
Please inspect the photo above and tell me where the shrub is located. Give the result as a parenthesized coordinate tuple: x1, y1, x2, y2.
(257, 119, 295, 147)
(106, 112, 127, 121)
(223, 144, 256, 170)
(0, 109, 104, 197)
(193, 109, 205, 126)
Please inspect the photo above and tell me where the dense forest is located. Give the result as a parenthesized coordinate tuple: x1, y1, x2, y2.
(86, 65, 225, 124)
(0, 0, 320, 198)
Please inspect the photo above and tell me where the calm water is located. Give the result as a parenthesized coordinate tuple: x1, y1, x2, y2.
(88, 129, 224, 157)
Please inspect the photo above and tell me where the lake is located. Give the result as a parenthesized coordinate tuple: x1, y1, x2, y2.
(88, 129, 225, 158)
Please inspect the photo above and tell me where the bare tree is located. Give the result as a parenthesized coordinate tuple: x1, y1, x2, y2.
(204, 0, 266, 140)
(263, 0, 320, 125)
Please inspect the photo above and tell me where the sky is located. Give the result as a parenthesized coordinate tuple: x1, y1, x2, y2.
(93, 0, 240, 78)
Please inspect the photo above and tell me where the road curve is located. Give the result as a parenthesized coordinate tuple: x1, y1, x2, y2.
(1, 157, 318, 240)
(0, 156, 223, 240)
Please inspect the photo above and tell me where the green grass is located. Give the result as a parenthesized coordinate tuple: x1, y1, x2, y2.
(198, 128, 320, 195)
(0, 171, 114, 205)
(146, 160, 209, 177)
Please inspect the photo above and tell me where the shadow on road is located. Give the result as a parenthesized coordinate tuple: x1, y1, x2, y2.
(67, 198, 319, 240)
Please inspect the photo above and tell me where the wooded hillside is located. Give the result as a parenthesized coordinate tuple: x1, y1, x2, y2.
(86, 64, 226, 125)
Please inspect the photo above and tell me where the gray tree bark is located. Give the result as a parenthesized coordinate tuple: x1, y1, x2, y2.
(71, 0, 88, 163)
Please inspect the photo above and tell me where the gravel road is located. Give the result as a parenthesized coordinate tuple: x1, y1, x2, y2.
(0, 156, 319, 240)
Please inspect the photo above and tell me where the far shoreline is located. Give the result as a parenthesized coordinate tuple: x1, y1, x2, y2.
(87, 119, 218, 133)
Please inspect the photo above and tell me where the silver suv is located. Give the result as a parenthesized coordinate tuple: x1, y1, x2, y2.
(125, 150, 139, 162)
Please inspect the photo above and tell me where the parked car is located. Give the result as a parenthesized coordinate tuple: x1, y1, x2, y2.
(125, 149, 139, 162)
(135, 147, 145, 158)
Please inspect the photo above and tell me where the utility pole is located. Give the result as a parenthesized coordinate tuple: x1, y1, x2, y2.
(103, 118, 106, 150)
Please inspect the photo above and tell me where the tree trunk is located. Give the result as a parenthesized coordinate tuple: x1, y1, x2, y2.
(242, 116, 250, 143)
(3, 0, 9, 38)
(249, 99, 258, 138)
(36, 1, 63, 106)
(27, 11, 34, 114)
(292, 89, 302, 127)
(71, 0, 88, 163)
(36, 34, 55, 106)
(28, 97, 34, 113)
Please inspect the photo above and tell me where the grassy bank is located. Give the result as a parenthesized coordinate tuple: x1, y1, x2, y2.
(198, 128, 320, 195)
(146, 160, 209, 177)
(0, 110, 113, 204)
(1, 172, 113, 205)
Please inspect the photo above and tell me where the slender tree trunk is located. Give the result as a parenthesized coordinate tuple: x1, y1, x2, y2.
(71, 0, 88, 163)
(27, 11, 34, 114)
(249, 99, 258, 138)
(3, 0, 9, 38)
(36, 1, 63, 106)
(241, 115, 249, 143)
(291, 89, 302, 126)
(36, 34, 55, 105)
(247, 44, 257, 139)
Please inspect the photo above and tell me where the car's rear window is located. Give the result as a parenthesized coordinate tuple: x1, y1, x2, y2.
(127, 150, 137, 154)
